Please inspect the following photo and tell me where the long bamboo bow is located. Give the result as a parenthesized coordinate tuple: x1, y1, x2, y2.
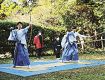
(28, 0, 33, 47)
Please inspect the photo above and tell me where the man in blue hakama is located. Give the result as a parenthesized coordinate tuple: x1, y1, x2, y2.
(8, 22, 32, 68)
(61, 27, 87, 62)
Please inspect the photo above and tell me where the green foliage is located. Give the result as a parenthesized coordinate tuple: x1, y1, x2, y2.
(60, 0, 105, 36)
(0, 0, 16, 19)
(0, 0, 105, 30)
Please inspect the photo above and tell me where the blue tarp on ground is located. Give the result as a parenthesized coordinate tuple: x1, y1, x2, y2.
(0, 60, 105, 77)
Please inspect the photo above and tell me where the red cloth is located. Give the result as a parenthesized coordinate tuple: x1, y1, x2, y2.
(33, 35, 44, 49)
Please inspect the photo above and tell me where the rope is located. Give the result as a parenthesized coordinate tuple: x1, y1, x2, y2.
(77, 31, 105, 44)
(89, 31, 105, 38)
(77, 39, 105, 44)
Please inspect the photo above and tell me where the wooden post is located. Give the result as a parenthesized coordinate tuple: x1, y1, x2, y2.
(101, 36, 104, 49)
(94, 30, 97, 48)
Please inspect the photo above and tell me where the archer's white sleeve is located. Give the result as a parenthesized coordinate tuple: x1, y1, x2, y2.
(61, 35, 67, 48)
(23, 26, 30, 34)
(8, 30, 16, 41)
(75, 32, 87, 38)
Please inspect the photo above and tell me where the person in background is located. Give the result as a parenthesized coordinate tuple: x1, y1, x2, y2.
(8, 22, 32, 68)
(80, 36, 85, 50)
(53, 32, 62, 59)
(33, 31, 44, 59)
(61, 26, 88, 62)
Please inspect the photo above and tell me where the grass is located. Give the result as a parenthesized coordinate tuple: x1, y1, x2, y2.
(1, 53, 105, 80)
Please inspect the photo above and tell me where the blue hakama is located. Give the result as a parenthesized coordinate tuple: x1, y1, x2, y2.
(13, 43, 30, 66)
(61, 42, 78, 61)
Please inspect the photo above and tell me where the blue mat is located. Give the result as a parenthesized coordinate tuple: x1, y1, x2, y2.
(0, 60, 105, 77)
